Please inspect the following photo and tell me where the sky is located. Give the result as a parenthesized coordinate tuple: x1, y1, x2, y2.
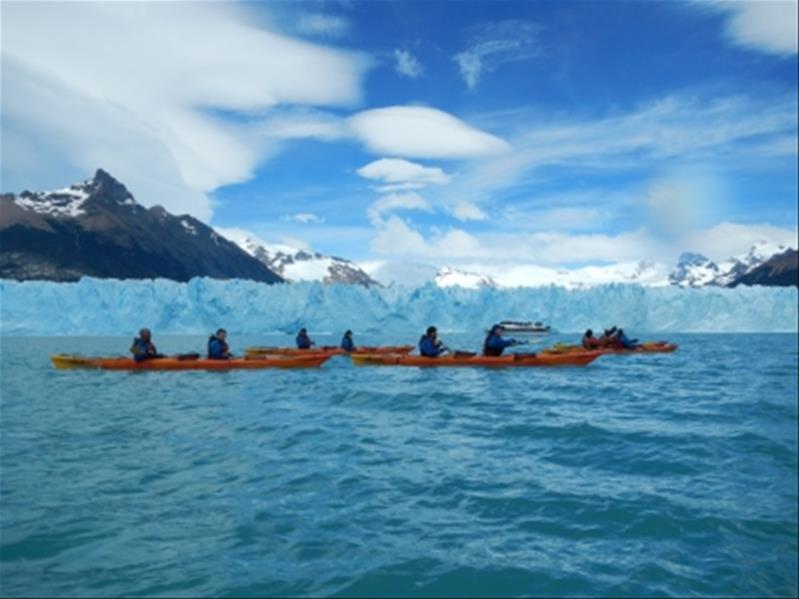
(2, 0, 797, 273)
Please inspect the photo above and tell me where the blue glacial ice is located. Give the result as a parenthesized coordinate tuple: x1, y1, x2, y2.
(0, 277, 797, 336)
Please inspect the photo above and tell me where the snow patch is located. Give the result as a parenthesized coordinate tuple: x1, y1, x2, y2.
(180, 219, 198, 235)
(14, 184, 90, 217)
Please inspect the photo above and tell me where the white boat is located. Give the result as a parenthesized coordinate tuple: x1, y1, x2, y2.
(487, 320, 552, 335)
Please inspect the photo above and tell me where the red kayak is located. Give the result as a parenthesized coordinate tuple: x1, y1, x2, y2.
(51, 353, 331, 370)
(542, 342, 678, 355)
(351, 351, 602, 368)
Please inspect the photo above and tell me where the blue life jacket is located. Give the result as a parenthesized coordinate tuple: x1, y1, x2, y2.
(419, 335, 442, 357)
(341, 336, 355, 352)
(618, 333, 639, 349)
(296, 334, 313, 349)
(483, 333, 514, 356)
(208, 336, 229, 359)
(130, 337, 155, 362)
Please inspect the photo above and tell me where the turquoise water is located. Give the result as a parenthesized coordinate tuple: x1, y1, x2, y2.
(0, 333, 796, 597)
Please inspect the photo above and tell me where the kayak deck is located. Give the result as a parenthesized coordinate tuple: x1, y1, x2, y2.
(350, 351, 602, 367)
(51, 354, 331, 370)
(244, 345, 414, 358)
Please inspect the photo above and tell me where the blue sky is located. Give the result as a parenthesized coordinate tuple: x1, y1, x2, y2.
(2, 0, 797, 270)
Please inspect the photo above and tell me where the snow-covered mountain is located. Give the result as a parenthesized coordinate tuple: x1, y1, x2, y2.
(1, 170, 282, 283)
(669, 241, 794, 288)
(434, 266, 498, 289)
(361, 259, 668, 289)
(223, 232, 378, 286)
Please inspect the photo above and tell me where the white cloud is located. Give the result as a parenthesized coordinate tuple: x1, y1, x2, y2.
(357, 158, 452, 186)
(440, 94, 798, 216)
(713, 0, 798, 55)
(280, 213, 326, 224)
(296, 13, 351, 38)
(349, 105, 510, 159)
(1, 1, 368, 221)
(260, 108, 350, 141)
(677, 221, 798, 261)
(369, 215, 798, 271)
(453, 19, 542, 89)
(451, 202, 488, 221)
(370, 215, 428, 254)
(393, 49, 424, 78)
(367, 192, 432, 225)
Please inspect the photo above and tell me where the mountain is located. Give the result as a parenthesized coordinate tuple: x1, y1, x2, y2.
(434, 266, 497, 289)
(728, 248, 798, 287)
(0, 170, 282, 283)
(669, 241, 794, 288)
(223, 232, 378, 286)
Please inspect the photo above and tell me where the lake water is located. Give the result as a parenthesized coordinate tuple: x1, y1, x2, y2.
(0, 333, 796, 597)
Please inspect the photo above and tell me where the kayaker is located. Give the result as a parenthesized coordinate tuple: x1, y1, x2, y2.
(581, 329, 602, 349)
(208, 328, 232, 359)
(616, 328, 640, 350)
(130, 328, 160, 362)
(296, 328, 315, 349)
(483, 324, 519, 356)
(419, 326, 448, 358)
(341, 330, 356, 352)
(599, 326, 620, 348)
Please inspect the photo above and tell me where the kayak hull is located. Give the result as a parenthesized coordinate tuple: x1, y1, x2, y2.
(51, 354, 331, 370)
(350, 351, 602, 367)
(244, 345, 414, 358)
(542, 342, 678, 355)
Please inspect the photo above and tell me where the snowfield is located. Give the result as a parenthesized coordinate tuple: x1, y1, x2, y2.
(1, 277, 796, 335)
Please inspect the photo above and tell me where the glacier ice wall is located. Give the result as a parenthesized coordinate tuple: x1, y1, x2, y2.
(1, 277, 797, 335)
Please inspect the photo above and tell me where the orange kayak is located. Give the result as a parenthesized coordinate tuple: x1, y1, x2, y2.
(51, 353, 331, 370)
(542, 342, 678, 355)
(350, 351, 602, 368)
(245, 345, 414, 358)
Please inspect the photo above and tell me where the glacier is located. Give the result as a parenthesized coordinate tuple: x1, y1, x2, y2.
(1, 277, 797, 336)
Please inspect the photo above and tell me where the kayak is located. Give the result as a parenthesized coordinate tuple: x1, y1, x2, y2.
(350, 351, 602, 368)
(51, 353, 331, 370)
(244, 345, 415, 358)
(541, 342, 678, 355)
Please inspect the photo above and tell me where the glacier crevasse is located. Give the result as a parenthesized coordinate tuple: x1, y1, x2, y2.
(0, 277, 797, 335)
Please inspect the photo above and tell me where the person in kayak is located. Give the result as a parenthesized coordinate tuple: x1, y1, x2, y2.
(208, 328, 232, 359)
(581, 329, 602, 349)
(341, 330, 356, 352)
(130, 328, 161, 362)
(483, 324, 519, 356)
(296, 328, 315, 349)
(419, 326, 448, 357)
(599, 326, 621, 348)
(616, 328, 640, 350)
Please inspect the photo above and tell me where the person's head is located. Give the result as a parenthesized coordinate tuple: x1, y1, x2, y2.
(299, 328, 307, 335)
(617, 328, 624, 336)
(585, 329, 593, 338)
(426, 326, 437, 338)
(139, 327, 151, 341)
(491, 324, 503, 335)
(216, 328, 227, 340)
(344, 330, 353, 338)
(603, 328, 611, 337)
